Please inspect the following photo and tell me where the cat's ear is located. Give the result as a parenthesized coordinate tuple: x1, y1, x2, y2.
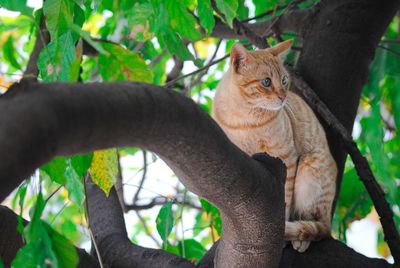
(268, 39, 293, 57)
(230, 43, 251, 72)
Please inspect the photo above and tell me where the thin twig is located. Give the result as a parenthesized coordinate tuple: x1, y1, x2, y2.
(125, 196, 202, 211)
(45, 185, 62, 204)
(135, 211, 162, 247)
(241, 0, 308, 22)
(150, 49, 167, 67)
(185, 40, 223, 95)
(132, 150, 147, 205)
(88, 228, 104, 268)
(166, 57, 184, 83)
(377, 44, 400, 57)
(164, 54, 230, 88)
(380, 39, 400, 44)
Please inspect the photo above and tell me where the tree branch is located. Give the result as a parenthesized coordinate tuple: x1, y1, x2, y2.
(198, 238, 393, 268)
(125, 196, 202, 211)
(0, 80, 285, 267)
(23, 11, 50, 80)
(86, 175, 194, 267)
(210, 8, 314, 40)
(242, 0, 308, 22)
(132, 150, 147, 205)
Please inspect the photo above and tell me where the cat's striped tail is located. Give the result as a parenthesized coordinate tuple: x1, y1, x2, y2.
(284, 220, 331, 241)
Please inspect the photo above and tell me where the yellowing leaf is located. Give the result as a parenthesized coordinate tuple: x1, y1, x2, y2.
(89, 149, 118, 196)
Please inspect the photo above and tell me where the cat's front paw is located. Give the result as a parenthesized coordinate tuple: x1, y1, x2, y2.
(291, 240, 310, 253)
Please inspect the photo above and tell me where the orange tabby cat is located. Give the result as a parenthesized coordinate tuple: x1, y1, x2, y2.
(212, 40, 337, 252)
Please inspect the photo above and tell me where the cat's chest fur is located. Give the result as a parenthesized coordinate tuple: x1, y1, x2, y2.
(215, 93, 301, 172)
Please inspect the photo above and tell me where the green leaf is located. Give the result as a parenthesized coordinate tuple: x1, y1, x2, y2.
(126, 2, 154, 41)
(336, 168, 373, 222)
(37, 31, 76, 82)
(41, 157, 68, 184)
(12, 241, 44, 268)
(389, 77, 400, 131)
(43, 0, 74, 39)
(198, 0, 215, 35)
(215, 0, 238, 27)
(14, 220, 79, 268)
(73, 3, 85, 28)
(156, 202, 174, 244)
(162, 241, 180, 255)
(200, 198, 222, 235)
(0, 257, 3, 268)
(236, 0, 249, 20)
(89, 149, 118, 196)
(69, 57, 81, 81)
(26, 192, 46, 242)
(193, 211, 208, 236)
(159, 29, 194, 61)
(3, 35, 22, 70)
(71, 153, 93, 178)
(252, 0, 275, 18)
(45, 222, 79, 268)
(98, 43, 153, 82)
(17, 182, 28, 234)
(360, 104, 395, 199)
(0, 0, 33, 16)
(152, 2, 195, 61)
(70, 24, 108, 55)
(177, 239, 206, 263)
(164, 1, 201, 41)
(65, 163, 84, 205)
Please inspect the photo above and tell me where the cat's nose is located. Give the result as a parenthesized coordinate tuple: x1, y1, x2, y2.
(278, 94, 286, 101)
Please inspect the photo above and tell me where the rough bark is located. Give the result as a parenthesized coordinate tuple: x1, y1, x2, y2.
(0, 80, 285, 267)
(198, 239, 393, 268)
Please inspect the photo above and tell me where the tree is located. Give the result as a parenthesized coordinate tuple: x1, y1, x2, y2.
(0, 0, 399, 267)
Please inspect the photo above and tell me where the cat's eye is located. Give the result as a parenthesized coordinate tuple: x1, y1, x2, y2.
(261, 77, 271, 88)
(282, 75, 288, 86)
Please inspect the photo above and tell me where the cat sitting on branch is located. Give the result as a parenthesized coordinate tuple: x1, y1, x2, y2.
(213, 40, 337, 252)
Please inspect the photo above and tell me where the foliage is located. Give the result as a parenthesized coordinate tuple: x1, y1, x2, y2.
(0, 0, 398, 266)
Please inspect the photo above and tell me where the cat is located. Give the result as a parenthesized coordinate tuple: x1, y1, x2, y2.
(212, 40, 337, 252)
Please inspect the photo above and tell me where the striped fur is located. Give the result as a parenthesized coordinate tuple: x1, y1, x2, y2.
(212, 41, 337, 253)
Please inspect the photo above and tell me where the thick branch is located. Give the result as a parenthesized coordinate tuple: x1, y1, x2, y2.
(0, 80, 285, 267)
(85, 176, 194, 267)
(198, 239, 393, 268)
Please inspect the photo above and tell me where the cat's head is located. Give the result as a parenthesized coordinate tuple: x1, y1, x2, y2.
(229, 40, 292, 111)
